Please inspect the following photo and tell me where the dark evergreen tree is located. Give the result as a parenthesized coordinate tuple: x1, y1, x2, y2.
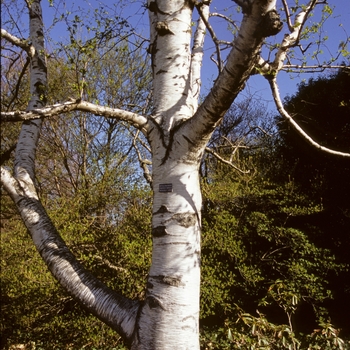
(276, 68, 350, 207)
(275, 68, 350, 336)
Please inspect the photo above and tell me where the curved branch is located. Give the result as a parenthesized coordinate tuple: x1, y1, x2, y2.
(269, 77, 350, 158)
(1, 100, 150, 135)
(210, 12, 239, 32)
(1, 166, 140, 345)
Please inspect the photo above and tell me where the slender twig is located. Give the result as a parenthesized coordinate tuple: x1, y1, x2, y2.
(7, 57, 30, 110)
(205, 146, 250, 174)
(281, 0, 293, 32)
(132, 130, 153, 185)
(211, 12, 239, 33)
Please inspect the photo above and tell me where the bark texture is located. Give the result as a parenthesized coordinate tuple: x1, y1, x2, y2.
(1, 1, 301, 349)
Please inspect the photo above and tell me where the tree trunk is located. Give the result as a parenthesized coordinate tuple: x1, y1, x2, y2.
(132, 158, 202, 349)
(1, 0, 286, 349)
(131, 2, 204, 345)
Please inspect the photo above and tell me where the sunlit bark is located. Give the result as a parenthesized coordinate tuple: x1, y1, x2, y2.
(3, 0, 348, 349)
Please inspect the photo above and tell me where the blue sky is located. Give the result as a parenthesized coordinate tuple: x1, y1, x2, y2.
(39, 0, 350, 112)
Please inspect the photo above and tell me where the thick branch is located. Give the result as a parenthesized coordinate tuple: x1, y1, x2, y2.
(1, 28, 35, 56)
(183, 0, 280, 144)
(1, 167, 140, 344)
(14, 0, 46, 182)
(191, 4, 209, 110)
(196, 4, 223, 72)
(269, 78, 350, 158)
(1, 100, 150, 135)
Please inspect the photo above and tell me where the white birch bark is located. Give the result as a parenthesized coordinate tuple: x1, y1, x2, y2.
(1, 167, 139, 343)
(131, 1, 281, 348)
(1, 0, 141, 346)
(148, 0, 195, 133)
(14, 0, 46, 184)
(1, 0, 290, 349)
(253, 0, 350, 157)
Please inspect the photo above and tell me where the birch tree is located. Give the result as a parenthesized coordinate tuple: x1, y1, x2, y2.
(1, 0, 349, 349)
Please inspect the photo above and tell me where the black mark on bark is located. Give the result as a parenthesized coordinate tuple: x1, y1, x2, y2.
(156, 21, 174, 36)
(150, 274, 185, 287)
(154, 205, 171, 215)
(260, 10, 283, 38)
(147, 296, 165, 309)
(152, 225, 168, 237)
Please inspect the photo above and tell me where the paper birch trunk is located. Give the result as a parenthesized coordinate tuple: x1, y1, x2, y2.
(1, 0, 285, 349)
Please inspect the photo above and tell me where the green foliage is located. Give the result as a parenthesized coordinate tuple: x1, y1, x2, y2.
(1, 30, 152, 349)
(1, 185, 151, 349)
(2, 9, 349, 350)
(200, 175, 345, 320)
(200, 310, 349, 350)
(199, 171, 348, 349)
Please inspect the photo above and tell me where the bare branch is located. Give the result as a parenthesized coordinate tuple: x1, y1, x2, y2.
(205, 146, 250, 174)
(132, 130, 153, 186)
(191, 4, 209, 107)
(210, 12, 239, 32)
(282, 64, 350, 73)
(1, 100, 150, 135)
(281, 0, 293, 32)
(196, 4, 223, 72)
(1, 28, 35, 56)
(269, 77, 350, 158)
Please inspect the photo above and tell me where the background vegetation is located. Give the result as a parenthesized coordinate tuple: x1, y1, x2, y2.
(1, 19, 349, 350)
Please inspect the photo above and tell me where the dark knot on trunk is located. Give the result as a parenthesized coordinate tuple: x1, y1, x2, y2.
(260, 10, 283, 37)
